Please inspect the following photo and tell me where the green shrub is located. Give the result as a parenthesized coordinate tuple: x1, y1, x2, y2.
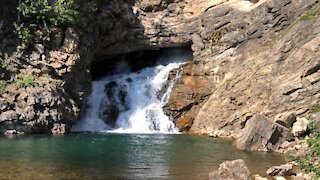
(15, 0, 79, 43)
(299, 14, 317, 21)
(313, 104, 320, 113)
(0, 80, 5, 94)
(0, 59, 10, 69)
(16, 75, 35, 88)
(225, 79, 232, 86)
(299, 3, 320, 21)
(296, 120, 320, 179)
(14, 23, 32, 42)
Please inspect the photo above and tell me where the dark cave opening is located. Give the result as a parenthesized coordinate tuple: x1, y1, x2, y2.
(90, 46, 193, 80)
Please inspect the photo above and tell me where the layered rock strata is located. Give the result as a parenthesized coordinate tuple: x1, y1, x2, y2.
(165, 0, 320, 139)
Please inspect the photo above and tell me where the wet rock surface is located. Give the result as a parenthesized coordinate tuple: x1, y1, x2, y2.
(99, 81, 128, 127)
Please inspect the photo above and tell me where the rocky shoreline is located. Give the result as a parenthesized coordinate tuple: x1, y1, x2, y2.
(209, 159, 312, 180)
(209, 112, 320, 179)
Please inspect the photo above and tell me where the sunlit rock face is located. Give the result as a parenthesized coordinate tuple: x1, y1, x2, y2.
(167, 0, 320, 138)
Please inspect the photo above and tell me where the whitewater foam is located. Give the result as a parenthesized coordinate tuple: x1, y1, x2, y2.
(71, 47, 192, 133)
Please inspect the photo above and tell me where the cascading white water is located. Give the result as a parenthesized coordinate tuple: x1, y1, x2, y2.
(71, 47, 192, 133)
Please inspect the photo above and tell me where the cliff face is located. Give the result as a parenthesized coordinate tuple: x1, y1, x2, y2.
(0, 0, 319, 135)
(164, 0, 320, 138)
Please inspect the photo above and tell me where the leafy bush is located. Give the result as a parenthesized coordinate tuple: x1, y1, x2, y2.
(313, 104, 320, 113)
(299, 3, 319, 21)
(0, 60, 10, 69)
(296, 120, 320, 179)
(16, 75, 35, 88)
(0, 80, 5, 94)
(14, 23, 32, 42)
(299, 13, 317, 21)
(15, 0, 79, 43)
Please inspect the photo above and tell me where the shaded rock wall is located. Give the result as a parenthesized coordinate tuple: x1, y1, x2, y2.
(91, 0, 201, 61)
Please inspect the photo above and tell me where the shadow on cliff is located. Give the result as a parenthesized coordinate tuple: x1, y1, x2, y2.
(0, 0, 20, 57)
(86, 0, 191, 79)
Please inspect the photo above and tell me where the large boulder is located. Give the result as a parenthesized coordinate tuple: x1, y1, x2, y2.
(234, 114, 292, 151)
(292, 117, 309, 137)
(209, 159, 252, 180)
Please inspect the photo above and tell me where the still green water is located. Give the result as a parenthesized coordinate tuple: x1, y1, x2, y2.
(0, 134, 284, 179)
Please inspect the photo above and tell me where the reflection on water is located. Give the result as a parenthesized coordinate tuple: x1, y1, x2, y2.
(0, 134, 285, 179)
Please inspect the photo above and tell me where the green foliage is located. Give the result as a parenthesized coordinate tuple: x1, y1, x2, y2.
(49, 0, 79, 26)
(15, 0, 80, 43)
(299, 14, 317, 21)
(313, 104, 320, 113)
(0, 59, 10, 69)
(299, 3, 320, 21)
(223, 78, 233, 87)
(0, 80, 6, 94)
(16, 76, 35, 88)
(14, 23, 32, 42)
(50, 78, 63, 86)
(296, 120, 320, 179)
(225, 79, 232, 85)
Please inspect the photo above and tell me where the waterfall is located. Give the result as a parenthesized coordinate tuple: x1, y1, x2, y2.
(71, 47, 192, 133)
